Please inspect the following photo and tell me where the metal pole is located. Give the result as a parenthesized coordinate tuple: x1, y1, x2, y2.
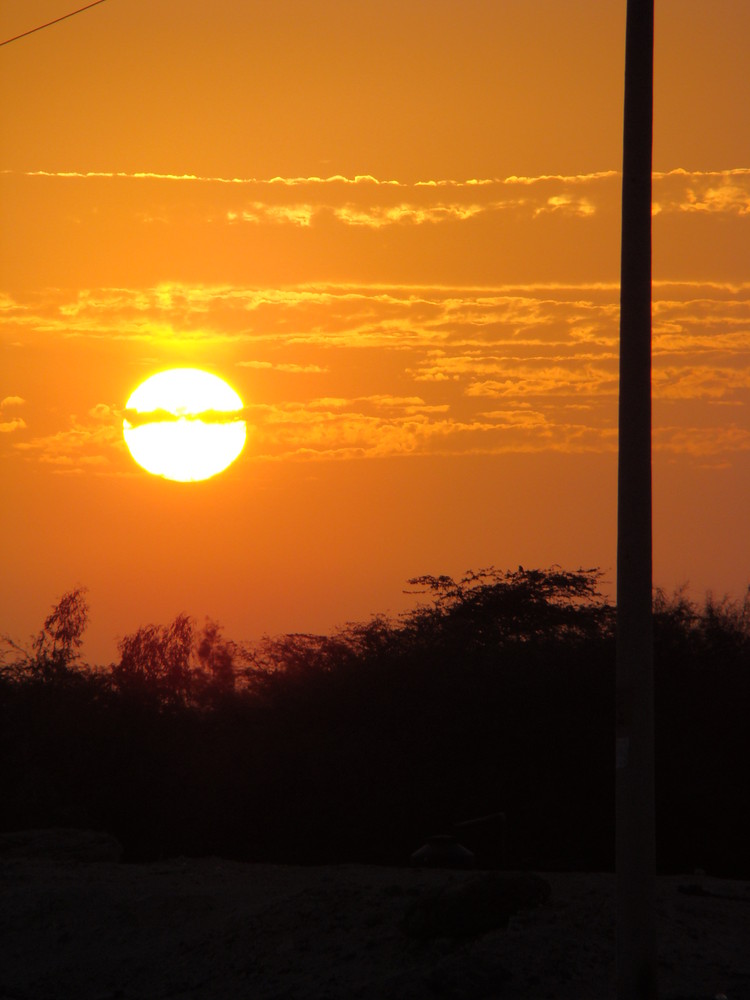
(616, 0, 657, 997)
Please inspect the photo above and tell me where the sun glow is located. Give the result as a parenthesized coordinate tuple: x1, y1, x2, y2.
(123, 369, 246, 482)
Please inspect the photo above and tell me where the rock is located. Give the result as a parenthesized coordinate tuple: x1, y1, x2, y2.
(0, 828, 123, 862)
(410, 835, 475, 870)
(402, 871, 551, 941)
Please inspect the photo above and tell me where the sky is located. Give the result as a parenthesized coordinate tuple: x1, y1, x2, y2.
(1, 0, 749, 665)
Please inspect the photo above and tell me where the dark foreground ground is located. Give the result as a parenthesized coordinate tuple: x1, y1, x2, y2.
(1, 833, 749, 1000)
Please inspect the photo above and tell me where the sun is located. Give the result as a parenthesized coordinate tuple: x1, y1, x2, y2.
(123, 369, 247, 482)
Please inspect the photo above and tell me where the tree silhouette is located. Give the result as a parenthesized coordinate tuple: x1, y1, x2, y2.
(1, 570, 747, 872)
(112, 615, 243, 707)
(113, 614, 194, 706)
(191, 618, 240, 704)
(0, 587, 89, 682)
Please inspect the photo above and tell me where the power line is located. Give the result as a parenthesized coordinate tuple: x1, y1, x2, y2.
(0, 0, 111, 48)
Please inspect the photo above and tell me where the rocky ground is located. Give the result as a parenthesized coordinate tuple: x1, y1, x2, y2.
(1, 830, 749, 999)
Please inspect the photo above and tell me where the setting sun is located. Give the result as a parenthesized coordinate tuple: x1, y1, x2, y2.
(123, 369, 246, 482)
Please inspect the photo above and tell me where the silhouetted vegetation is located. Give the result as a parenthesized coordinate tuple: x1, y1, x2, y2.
(1, 568, 748, 875)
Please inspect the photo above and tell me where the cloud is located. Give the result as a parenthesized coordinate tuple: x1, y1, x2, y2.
(12, 167, 750, 226)
(0, 396, 27, 433)
(8, 169, 615, 231)
(0, 293, 28, 315)
(332, 202, 486, 227)
(13, 167, 624, 187)
(14, 169, 406, 188)
(0, 418, 26, 434)
(502, 171, 619, 185)
(652, 168, 750, 217)
(218, 175, 609, 229)
(123, 408, 247, 428)
(236, 360, 327, 373)
(464, 363, 619, 400)
(16, 169, 613, 187)
(12, 414, 123, 472)
(475, 407, 552, 429)
(227, 204, 315, 227)
(89, 402, 119, 420)
(682, 183, 750, 215)
(248, 393, 619, 461)
(655, 424, 750, 456)
(533, 195, 596, 218)
(653, 365, 750, 401)
(5, 275, 749, 467)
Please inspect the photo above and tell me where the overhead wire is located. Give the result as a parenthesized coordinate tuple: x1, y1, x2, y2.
(0, 0, 111, 48)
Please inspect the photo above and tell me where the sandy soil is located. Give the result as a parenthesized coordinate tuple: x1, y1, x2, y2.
(2, 853, 749, 999)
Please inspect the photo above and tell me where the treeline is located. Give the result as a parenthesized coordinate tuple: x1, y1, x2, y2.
(1, 568, 748, 876)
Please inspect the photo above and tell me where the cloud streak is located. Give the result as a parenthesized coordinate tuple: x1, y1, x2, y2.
(10, 168, 750, 229)
(4, 273, 748, 470)
(12, 418, 122, 471)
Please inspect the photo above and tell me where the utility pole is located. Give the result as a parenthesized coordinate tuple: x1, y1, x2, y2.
(616, 0, 657, 998)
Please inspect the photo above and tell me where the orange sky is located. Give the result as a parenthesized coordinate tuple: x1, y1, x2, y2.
(2, 0, 749, 664)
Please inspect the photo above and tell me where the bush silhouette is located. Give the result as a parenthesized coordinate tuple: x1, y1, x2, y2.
(1, 570, 748, 874)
